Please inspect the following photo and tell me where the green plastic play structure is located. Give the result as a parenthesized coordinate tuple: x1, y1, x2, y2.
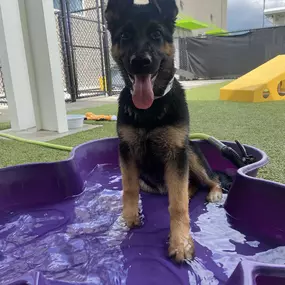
(176, 15, 209, 30)
(175, 14, 227, 35)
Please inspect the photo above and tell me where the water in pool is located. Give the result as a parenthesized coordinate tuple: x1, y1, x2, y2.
(0, 163, 284, 285)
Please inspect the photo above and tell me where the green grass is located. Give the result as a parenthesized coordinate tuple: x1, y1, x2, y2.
(0, 140, 69, 167)
(0, 121, 11, 131)
(1, 82, 285, 184)
(185, 87, 285, 183)
(185, 81, 230, 101)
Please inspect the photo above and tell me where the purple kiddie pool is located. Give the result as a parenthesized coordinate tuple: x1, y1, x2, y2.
(1, 138, 285, 285)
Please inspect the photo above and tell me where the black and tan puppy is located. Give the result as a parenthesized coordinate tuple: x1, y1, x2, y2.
(105, 0, 222, 263)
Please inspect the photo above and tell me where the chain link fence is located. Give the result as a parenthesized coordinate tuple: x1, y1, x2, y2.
(0, 65, 6, 105)
(54, 0, 108, 101)
(69, 0, 106, 99)
(53, 0, 124, 101)
(107, 34, 124, 93)
(55, 10, 69, 100)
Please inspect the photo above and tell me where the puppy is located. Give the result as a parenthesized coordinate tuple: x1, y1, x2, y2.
(105, 0, 222, 262)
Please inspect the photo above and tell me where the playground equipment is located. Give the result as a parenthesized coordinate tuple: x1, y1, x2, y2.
(220, 55, 285, 102)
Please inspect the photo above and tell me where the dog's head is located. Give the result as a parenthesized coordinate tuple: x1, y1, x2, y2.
(105, 0, 178, 109)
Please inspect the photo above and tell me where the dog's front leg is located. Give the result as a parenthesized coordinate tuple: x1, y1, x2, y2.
(165, 148, 194, 262)
(119, 142, 141, 228)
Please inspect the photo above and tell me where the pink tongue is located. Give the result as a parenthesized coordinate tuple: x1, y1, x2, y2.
(132, 75, 154, 109)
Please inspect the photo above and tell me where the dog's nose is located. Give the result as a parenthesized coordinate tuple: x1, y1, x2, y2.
(130, 54, 152, 69)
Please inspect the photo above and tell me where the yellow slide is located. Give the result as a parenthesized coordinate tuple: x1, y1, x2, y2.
(220, 55, 285, 102)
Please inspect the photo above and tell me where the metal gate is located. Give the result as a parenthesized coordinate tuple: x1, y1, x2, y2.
(55, 0, 112, 102)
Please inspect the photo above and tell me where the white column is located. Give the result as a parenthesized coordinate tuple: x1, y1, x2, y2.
(0, 0, 36, 130)
(24, 0, 68, 133)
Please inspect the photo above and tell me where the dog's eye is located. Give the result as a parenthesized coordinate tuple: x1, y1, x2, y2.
(121, 32, 131, 41)
(150, 30, 162, 40)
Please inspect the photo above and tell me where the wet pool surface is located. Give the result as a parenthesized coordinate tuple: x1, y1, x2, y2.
(1, 163, 285, 285)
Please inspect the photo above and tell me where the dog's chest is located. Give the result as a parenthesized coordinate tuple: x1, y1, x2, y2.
(119, 123, 188, 159)
(119, 126, 170, 162)
(124, 128, 159, 158)
(123, 128, 166, 179)
(118, 124, 188, 183)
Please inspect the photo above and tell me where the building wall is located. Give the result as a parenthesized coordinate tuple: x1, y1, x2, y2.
(264, 0, 285, 26)
(134, 0, 228, 32)
(178, 0, 227, 31)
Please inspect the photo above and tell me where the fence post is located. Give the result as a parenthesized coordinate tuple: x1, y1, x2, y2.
(60, 0, 77, 102)
(0, 65, 6, 104)
(57, 11, 72, 97)
(100, 0, 112, 96)
(65, 0, 79, 100)
(95, 0, 107, 96)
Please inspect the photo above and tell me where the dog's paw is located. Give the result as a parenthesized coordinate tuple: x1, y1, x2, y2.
(123, 212, 141, 228)
(207, 185, 223, 203)
(169, 235, 195, 263)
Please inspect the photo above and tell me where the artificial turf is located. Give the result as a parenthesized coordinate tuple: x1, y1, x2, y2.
(0, 81, 284, 184)
(0, 121, 10, 131)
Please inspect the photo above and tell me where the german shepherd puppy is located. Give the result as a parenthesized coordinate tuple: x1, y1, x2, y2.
(105, 0, 222, 263)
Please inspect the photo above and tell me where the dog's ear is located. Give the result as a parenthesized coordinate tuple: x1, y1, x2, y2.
(105, 0, 134, 27)
(149, 0, 178, 21)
